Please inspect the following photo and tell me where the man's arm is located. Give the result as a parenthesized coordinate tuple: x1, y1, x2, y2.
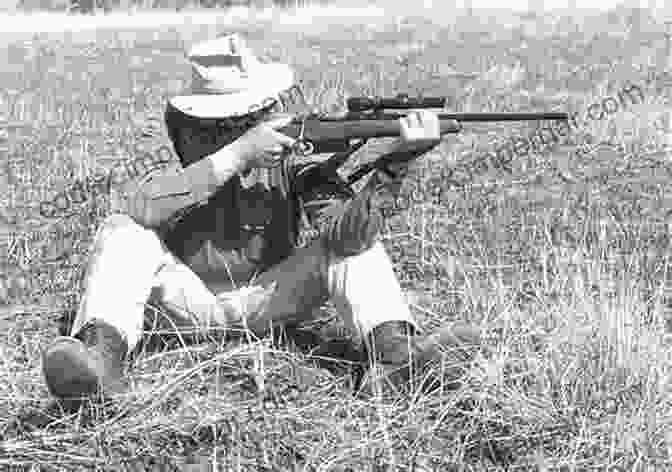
(124, 115, 295, 229)
(123, 144, 246, 229)
(370, 111, 441, 195)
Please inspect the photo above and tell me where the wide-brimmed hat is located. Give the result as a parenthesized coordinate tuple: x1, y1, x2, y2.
(169, 33, 295, 119)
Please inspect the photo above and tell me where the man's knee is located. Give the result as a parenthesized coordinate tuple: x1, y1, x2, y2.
(100, 213, 137, 232)
(96, 213, 163, 254)
(324, 193, 381, 258)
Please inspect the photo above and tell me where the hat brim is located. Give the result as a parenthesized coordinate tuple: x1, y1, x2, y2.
(169, 63, 295, 119)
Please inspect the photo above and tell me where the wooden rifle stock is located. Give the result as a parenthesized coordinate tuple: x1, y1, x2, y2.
(278, 118, 462, 141)
(277, 117, 462, 154)
(276, 111, 568, 153)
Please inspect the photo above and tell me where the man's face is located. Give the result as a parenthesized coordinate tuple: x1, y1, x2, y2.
(171, 103, 279, 167)
(176, 121, 247, 166)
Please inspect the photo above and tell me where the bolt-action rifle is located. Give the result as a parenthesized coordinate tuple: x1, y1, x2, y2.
(274, 94, 568, 195)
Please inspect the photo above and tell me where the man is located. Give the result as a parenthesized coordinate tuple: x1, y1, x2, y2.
(42, 34, 481, 402)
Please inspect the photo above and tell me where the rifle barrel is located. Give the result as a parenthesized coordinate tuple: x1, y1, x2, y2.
(339, 111, 569, 121)
(437, 112, 568, 122)
(347, 96, 569, 123)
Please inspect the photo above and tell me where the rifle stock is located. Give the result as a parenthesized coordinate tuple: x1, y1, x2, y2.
(277, 117, 462, 154)
(276, 111, 568, 155)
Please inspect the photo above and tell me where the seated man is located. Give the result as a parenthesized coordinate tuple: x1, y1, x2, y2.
(42, 33, 482, 401)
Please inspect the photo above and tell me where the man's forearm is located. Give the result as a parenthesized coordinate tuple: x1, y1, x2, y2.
(207, 142, 248, 187)
(392, 137, 442, 154)
(125, 143, 248, 228)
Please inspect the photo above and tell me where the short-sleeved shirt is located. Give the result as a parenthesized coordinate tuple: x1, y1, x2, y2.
(123, 148, 382, 295)
(162, 165, 298, 289)
(124, 157, 299, 291)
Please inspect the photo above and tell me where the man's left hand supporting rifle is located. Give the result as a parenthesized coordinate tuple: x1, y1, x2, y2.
(42, 33, 482, 405)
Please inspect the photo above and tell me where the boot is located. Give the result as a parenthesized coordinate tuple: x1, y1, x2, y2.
(366, 320, 481, 394)
(42, 319, 128, 401)
(279, 321, 367, 384)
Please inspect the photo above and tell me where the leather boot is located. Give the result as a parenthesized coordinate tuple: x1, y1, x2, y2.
(366, 320, 481, 394)
(42, 319, 128, 401)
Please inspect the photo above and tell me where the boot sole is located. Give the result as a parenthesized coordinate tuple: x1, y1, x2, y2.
(42, 336, 101, 400)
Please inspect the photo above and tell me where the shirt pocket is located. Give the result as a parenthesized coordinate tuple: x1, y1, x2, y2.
(143, 167, 191, 199)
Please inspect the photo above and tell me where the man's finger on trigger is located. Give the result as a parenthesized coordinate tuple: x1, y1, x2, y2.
(269, 129, 296, 147)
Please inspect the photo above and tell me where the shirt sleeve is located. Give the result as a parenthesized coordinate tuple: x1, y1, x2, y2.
(123, 157, 220, 229)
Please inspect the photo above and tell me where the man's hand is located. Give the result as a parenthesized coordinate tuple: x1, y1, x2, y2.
(216, 281, 278, 329)
(375, 110, 441, 193)
(231, 114, 296, 171)
(399, 109, 441, 144)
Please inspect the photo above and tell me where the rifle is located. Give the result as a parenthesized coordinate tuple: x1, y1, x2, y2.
(274, 94, 568, 193)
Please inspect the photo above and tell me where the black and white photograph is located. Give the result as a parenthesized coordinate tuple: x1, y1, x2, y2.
(0, 0, 670, 470)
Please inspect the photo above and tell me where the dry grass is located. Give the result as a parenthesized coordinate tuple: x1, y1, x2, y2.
(1, 4, 672, 471)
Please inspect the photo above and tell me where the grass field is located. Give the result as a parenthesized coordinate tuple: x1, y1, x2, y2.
(1, 3, 672, 471)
